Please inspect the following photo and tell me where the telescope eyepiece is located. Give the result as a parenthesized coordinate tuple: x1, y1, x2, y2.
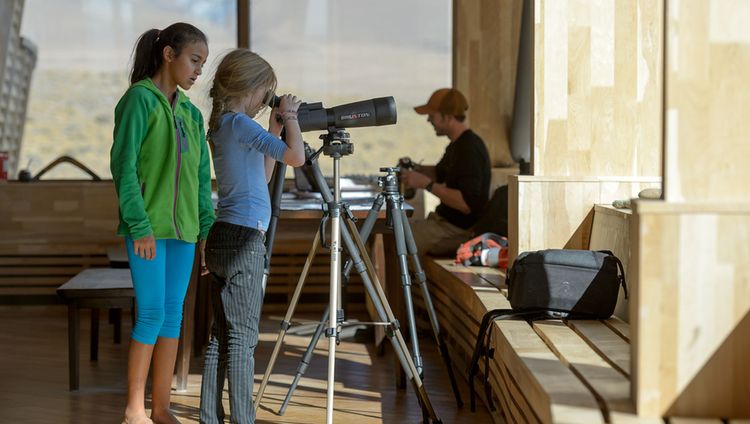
(268, 94, 282, 109)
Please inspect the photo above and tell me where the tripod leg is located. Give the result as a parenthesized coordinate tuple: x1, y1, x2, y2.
(254, 231, 320, 411)
(341, 193, 384, 314)
(263, 162, 287, 294)
(401, 209, 464, 407)
(341, 218, 442, 422)
(342, 193, 384, 281)
(387, 196, 424, 377)
(324, 158, 344, 424)
(278, 306, 329, 415)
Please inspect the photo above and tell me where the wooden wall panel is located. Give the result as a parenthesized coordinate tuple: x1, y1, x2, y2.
(589, 205, 632, 321)
(0, 181, 121, 300)
(0, 181, 120, 247)
(0, 182, 368, 311)
(663, 0, 750, 202)
(532, 0, 663, 177)
(454, 0, 521, 166)
(508, 175, 660, 264)
(632, 201, 750, 418)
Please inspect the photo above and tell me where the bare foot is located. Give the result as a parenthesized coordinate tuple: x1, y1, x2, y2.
(150, 409, 181, 424)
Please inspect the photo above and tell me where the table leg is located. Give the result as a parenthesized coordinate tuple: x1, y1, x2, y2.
(368, 234, 387, 347)
(90, 308, 99, 361)
(68, 302, 80, 391)
(175, 254, 198, 391)
(112, 308, 122, 344)
(383, 233, 407, 389)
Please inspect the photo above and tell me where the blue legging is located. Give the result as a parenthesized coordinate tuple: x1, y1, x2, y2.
(126, 238, 196, 344)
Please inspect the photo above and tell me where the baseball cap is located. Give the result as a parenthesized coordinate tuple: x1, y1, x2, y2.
(414, 88, 468, 116)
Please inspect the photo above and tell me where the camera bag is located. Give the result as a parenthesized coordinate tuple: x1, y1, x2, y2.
(507, 249, 627, 319)
(467, 249, 627, 412)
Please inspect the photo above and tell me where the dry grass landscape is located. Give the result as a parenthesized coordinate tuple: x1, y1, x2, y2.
(20, 69, 449, 179)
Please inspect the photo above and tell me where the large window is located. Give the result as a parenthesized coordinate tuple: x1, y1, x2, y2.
(19, 0, 236, 179)
(250, 0, 452, 176)
(18, 0, 451, 179)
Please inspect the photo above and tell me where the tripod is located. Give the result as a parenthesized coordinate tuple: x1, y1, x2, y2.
(267, 166, 464, 414)
(255, 130, 442, 424)
(350, 167, 463, 405)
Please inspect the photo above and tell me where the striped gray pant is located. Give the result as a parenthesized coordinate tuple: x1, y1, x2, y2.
(199, 222, 266, 424)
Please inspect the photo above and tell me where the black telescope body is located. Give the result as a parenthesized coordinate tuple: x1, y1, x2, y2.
(270, 95, 397, 132)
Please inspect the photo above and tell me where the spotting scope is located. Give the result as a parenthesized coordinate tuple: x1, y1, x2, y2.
(270, 95, 397, 132)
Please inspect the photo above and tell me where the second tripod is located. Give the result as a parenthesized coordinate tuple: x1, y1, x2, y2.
(359, 167, 463, 405)
(276, 166, 464, 412)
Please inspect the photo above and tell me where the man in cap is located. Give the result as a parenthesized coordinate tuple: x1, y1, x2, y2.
(400, 88, 491, 256)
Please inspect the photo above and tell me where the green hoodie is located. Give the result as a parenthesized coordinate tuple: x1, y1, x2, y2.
(110, 78, 214, 242)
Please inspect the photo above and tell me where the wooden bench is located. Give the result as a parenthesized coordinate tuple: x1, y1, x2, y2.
(57, 268, 134, 390)
(420, 258, 733, 424)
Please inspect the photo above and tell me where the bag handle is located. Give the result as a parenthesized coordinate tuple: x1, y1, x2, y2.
(613, 255, 628, 299)
(598, 250, 628, 299)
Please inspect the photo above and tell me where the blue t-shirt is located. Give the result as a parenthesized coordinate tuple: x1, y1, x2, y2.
(211, 112, 287, 231)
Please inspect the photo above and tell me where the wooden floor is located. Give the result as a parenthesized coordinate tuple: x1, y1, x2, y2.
(0, 305, 493, 423)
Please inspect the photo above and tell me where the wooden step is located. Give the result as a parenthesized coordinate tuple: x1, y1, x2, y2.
(422, 258, 730, 424)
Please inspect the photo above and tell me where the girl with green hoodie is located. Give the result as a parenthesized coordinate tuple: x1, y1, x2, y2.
(110, 22, 214, 424)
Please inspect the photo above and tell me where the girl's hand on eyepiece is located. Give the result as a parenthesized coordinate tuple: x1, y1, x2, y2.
(278, 94, 302, 114)
(275, 94, 301, 128)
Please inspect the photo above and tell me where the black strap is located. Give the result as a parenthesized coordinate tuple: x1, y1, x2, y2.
(467, 308, 545, 412)
(483, 323, 495, 412)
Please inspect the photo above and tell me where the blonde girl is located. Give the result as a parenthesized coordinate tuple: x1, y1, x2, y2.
(199, 49, 304, 424)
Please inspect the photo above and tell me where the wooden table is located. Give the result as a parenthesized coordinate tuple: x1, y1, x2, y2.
(56, 268, 134, 390)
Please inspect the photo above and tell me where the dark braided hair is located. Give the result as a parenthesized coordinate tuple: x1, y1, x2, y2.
(129, 22, 207, 85)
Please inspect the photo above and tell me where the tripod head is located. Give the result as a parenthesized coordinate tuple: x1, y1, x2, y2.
(320, 129, 353, 158)
(377, 167, 405, 229)
(378, 167, 402, 195)
(306, 128, 354, 165)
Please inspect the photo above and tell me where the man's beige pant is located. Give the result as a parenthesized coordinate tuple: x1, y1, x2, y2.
(410, 212, 473, 257)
